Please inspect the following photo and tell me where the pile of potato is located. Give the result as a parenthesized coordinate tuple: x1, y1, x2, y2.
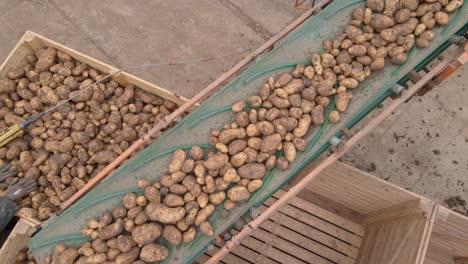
(32, 0, 463, 263)
(0, 47, 178, 221)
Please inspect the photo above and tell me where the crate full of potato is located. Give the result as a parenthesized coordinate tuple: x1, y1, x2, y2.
(0, 31, 187, 221)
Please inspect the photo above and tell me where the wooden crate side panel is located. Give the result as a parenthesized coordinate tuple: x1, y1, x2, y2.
(430, 206, 468, 259)
(302, 161, 428, 214)
(0, 33, 35, 79)
(356, 215, 429, 264)
(425, 245, 457, 264)
(0, 219, 37, 264)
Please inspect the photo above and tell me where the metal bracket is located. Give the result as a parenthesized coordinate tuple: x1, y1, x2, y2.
(391, 84, 405, 95)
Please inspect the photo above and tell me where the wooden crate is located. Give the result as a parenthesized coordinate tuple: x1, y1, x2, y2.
(199, 161, 468, 264)
(0, 31, 187, 260)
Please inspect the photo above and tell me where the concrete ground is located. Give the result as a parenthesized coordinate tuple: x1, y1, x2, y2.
(0, 0, 466, 214)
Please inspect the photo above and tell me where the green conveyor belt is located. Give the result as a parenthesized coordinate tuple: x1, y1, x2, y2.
(29, 0, 467, 262)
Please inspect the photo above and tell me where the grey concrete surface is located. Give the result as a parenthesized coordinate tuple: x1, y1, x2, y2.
(0, 0, 466, 212)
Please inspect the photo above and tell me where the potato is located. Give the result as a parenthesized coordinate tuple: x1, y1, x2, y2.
(218, 128, 243, 144)
(236, 163, 267, 180)
(195, 204, 215, 225)
(107, 248, 120, 260)
(190, 146, 204, 160)
(247, 179, 263, 193)
(200, 221, 214, 237)
(348, 45, 367, 57)
(112, 205, 127, 219)
(391, 53, 408, 64)
(369, 14, 395, 31)
(170, 184, 188, 195)
(182, 227, 197, 244)
(416, 37, 430, 48)
(99, 218, 124, 240)
(144, 186, 160, 203)
(92, 238, 108, 253)
(116, 235, 133, 253)
(223, 168, 240, 183)
(275, 73, 293, 87)
(209, 191, 226, 205)
(163, 225, 182, 246)
(85, 253, 106, 264)
(164, 194, 185, 207)
(227, 186, 251, 202)
(367, 0, 384, 11)
(335, 92, 353, 113)
(403, 35, 416, 51)
(145, 203, 185, 224)
(415, 23, 427, 36)
(401, 0, 420, 11)
(380, 28, 398, 42)
(231, 100, 246, 113)
(115, 247, 140, 264)
(329, 110, 341, 123)
(310, 54, 323, 76)
(303, 66, 315, 80)
(131, 223, 162, 246)
(310, 105, 324, 126)
(434, 11, 449, 25)
(169, 149, 186, 173)
(140, 244, 169, 262)
(393, 9, 410, 23)
(276, 157, 290, 170)
(123, 193, 137, 209)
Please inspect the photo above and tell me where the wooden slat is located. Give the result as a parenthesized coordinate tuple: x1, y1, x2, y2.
(264, 198, 362, 247)
(205, 245, 251, 264)
(424, 257, 445, 264)
(363, 199, 433, 225)
(274, 189, 365, 236)
(231, 229, 307, 264)
(258, 205, 360, 258)
(296, 161, 428, 215)
(261, 219, 355, 264)
(247, 227, 334, 264)
(294, 188, 364, 224)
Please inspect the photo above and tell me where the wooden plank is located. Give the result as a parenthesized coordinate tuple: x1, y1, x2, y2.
(425, 245, 456, 264)
(356, 216, 429, 264)
(363, 199, 433, 225)
(231, 229, 306, 264)
(247, 227, 334, 264)
(258, 205, 360, 258)
(261, 219, 356, 264)
(429, 206, 468, 259)
(205, 245, 251, 264)
(295, 160, 429, 215)
(424, 257, 445, 264)
(274, 189, 365, 236)
(0, 219, 38, 264)
(294, 188, 364, 226)
(264, 198, 362, 247)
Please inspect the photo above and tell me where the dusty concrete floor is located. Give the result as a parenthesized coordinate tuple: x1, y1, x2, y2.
(0, 0, 466, 212)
